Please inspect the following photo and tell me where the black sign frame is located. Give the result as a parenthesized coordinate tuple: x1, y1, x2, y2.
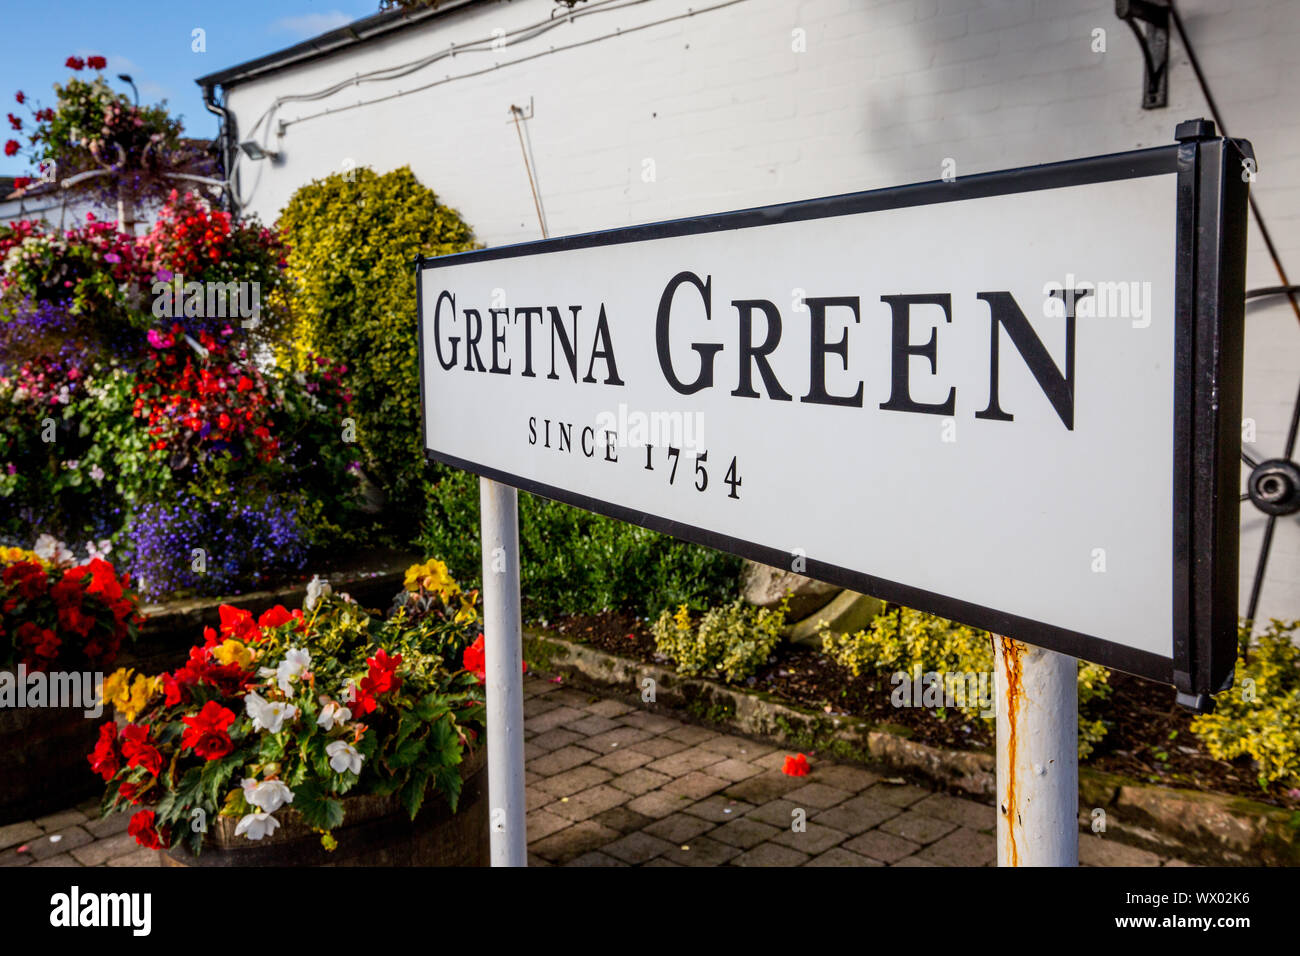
(417, 124, 1250, 702)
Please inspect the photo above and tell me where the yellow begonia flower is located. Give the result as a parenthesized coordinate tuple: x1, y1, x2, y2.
(454, 594, 479, 625)
(212, 639, 254, 670)
(101, 669, 163, 721)
(404, 560, 434, 592)
(124, 675, 163, 722)
(101, 668, 132, 712)
(404, 559, 463, 602)
(0, 546, 44, 567)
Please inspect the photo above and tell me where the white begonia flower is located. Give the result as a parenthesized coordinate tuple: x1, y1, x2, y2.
(275, 647, 312, 694)
(234, 812, 280, 842)
(264, 701, 298, 732)
(326, 739, 363, 775)
(244, 691, 298, 733)
(305, 574, 332, 611)
(34, 534, 74, 566)
(241, 778, 294, 813)
(244, 690, 270, 724)
(316, 698, 351, 732)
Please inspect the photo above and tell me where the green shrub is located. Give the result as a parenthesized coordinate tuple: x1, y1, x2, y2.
(277, 166, 479, 527)
(821, 607, 1113, 758)
(1191, 620, 1300, 789)
(652, 600, 786, 683)
(419, 467, 741, 620)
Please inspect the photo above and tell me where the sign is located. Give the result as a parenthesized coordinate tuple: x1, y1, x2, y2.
(418, 132, 1249, 699)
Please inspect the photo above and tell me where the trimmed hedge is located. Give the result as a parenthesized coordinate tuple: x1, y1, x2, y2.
(277, 166, 479, 526)
(419, 467, 742, 621)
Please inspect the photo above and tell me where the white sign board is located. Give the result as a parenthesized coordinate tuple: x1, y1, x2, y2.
(419, 135, 1248, 698)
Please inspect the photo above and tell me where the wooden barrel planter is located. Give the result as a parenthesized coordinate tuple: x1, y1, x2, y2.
(0, 694, 102, 825)
(164, 746, 489, 867)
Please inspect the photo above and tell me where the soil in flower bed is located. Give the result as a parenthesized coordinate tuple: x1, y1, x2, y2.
(541, 610, 1298, 811)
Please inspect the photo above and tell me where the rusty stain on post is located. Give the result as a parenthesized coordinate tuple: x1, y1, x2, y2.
(996, 634, 1023, 868)
(995, 635, 1078, 866)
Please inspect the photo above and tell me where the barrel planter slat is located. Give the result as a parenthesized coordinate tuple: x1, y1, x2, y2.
(0, 695, 101, 825)
(163, 747, 488, 867)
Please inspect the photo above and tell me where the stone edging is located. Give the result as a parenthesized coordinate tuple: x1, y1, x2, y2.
(522, 628, 1300, 867)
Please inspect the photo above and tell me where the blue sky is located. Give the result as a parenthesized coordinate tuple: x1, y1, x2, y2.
(1, 0, 379, 176)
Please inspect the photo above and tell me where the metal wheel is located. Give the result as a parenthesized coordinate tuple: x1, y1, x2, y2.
(1240, 286, 1300, 625)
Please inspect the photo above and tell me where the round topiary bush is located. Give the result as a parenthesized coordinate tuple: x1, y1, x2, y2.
(277, 167, 479, 529)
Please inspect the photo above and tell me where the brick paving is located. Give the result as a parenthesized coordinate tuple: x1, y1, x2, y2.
(0, 675, 1189, 867)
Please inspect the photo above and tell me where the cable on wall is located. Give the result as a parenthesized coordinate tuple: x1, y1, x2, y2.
(225, 0, 752, 208)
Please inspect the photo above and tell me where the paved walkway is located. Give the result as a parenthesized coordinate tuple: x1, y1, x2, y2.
(0, 676, 1187, 867)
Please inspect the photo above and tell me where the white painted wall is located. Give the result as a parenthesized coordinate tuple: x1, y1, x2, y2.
(219, 0, 1300, 629)
(0, 191, 120, 231)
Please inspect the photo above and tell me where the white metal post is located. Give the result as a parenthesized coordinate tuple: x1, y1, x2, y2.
(479, 477, 527, 867)
(993, 636, 1078, 867)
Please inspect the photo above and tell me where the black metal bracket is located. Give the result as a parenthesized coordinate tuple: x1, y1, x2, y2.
(1116, 0, 1170, 109)
(1176, 691, 1214, 714)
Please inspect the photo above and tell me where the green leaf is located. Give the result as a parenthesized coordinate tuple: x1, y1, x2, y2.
(426, 717, 463, 767)
(399, 769, 432, 820)
(387, 734, 426, 771)
(174, 766, 204, 806)
(294, 780, 344, 831)
(259, 733, 286, 764)
(200, 753, 245, 805)
(366, 774, 403, 797)
(154, 790, 180, 828)
(433, 765, 463, 814)
(333, 770, 360, 795)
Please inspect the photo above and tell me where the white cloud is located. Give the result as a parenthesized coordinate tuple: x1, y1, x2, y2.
(93, 55, 171, 104)
(271, 12, 355, 39)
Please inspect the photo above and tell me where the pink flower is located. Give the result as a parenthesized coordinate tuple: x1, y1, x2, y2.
(147, 328, 174, 350)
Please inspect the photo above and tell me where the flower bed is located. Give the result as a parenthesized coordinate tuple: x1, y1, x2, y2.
(1, 543, 143, 822)
(0, 190, 364, 599)
(90, 561, 489, 862)
(2, 60, 369, 602)
(554, 605, 1300, 809)
(1, 540, 143, 672)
